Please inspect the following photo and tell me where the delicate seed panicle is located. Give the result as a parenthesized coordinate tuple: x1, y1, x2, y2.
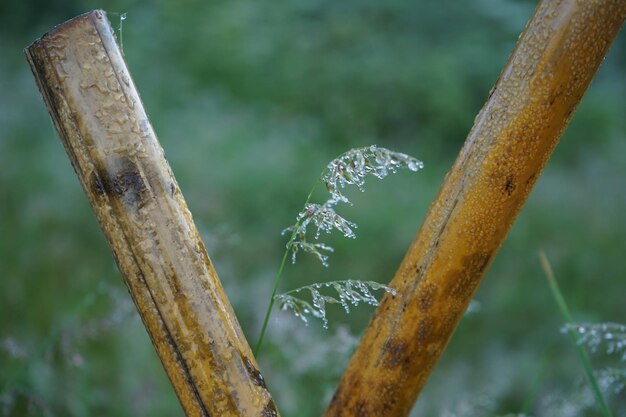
(323, 145, 423, 203)
(284, 146, 422, 266)
(560, 322, 626, 394)
(288, 240, 334, 266)
(268, 146, 420, 335)
(277, 280, 397, 329)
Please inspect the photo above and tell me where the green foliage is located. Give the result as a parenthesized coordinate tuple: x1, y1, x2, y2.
(1, 1, 625, 416)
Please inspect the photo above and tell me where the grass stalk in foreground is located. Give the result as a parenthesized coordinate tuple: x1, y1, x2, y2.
(539, 250, 614, 417)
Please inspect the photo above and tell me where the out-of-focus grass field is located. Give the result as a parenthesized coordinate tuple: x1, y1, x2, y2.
(1, 1, 625, 416)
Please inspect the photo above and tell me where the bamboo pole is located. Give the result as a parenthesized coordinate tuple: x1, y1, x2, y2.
(324, 1, 626, 416)
(25, 11, 278, 417)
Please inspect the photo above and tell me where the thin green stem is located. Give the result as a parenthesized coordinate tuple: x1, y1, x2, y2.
(254, 176, 323, 357)
(539, 250, 614, 417)
(254, 236, 292, 357)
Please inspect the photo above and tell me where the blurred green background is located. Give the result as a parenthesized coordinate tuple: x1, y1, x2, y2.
(1, 0, 625, 416)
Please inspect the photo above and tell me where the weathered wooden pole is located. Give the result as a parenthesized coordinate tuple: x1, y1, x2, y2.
(25, 11, 278, 417)
(324, 1, 626, 416)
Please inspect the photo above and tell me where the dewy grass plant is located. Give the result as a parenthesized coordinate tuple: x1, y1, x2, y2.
(559, 322, 626, 396)
(561, 323, 626, 363)
(540, 251, 615, 417)
(254, 146, 423, 356)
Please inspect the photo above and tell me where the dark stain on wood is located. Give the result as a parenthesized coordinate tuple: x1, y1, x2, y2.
(381, 338, 407, 369)
(478, 253, 491, 273)
(93, 158, 148, 206)
(262, 400, 278, 417)
(447, 252, 492, 299)
(91, 171, 106, 196)
(417, 282, 436, 312)
(503, 176, 515, 195)
(112, 164, 147, 204)
(416, 318, 433, 345)
(242, 356, 267, 390)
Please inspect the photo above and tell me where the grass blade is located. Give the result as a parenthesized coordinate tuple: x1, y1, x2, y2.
(539, 250, 614, 417)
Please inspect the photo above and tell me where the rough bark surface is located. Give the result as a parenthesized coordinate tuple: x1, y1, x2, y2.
(25, 10, 278, 417)
(324, 1, 626, 416)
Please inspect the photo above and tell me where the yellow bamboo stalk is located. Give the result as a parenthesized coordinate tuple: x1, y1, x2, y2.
(324, 1, 626, 416)
(25, 11, 278, 417)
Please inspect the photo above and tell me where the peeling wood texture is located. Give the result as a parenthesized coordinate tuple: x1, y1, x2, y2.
(324, 1, 626, 416)
(25, 11, 278, 417)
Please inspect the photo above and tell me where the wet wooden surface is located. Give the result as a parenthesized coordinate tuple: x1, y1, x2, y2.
(26, 10, 278, 417)
(323, 1, 626, 416)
